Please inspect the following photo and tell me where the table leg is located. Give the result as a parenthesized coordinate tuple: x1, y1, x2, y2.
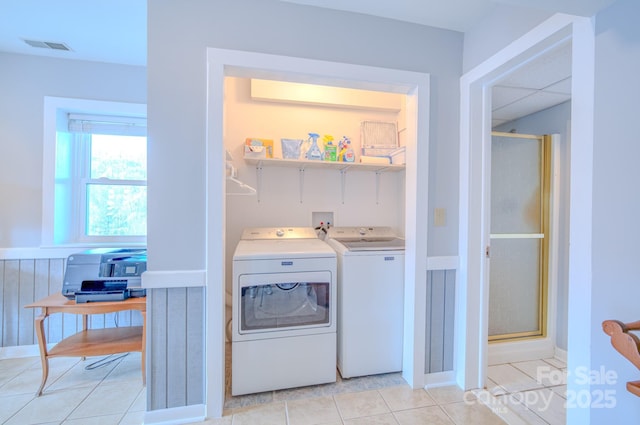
(81, 314, 88, 361)
(141, 310, 146, 385)
(34, 311, 49, 396)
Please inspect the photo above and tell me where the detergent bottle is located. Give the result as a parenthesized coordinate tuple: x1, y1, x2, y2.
(338, 136, 348, 161)
(344, 138, 355, 162)
(306, 132, 323, 160)
(323, 134, 336, 161)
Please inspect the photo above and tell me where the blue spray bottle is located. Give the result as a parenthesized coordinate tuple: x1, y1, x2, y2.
(306, 132, 323, 160)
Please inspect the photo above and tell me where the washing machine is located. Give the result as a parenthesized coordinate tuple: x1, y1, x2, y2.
(325, 226, 405, 378)
(231, 227, 337, 395)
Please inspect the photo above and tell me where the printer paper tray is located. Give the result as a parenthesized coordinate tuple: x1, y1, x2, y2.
(75, 291, 129, 303)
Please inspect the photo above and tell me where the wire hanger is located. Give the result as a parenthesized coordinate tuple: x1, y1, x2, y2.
(226, 150, 256, 196)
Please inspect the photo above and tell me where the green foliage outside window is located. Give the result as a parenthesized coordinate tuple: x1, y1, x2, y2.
(86, 135, 147, 236)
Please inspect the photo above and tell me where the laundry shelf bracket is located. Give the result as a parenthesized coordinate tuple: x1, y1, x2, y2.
(299, 167, 305, 203)
(340, 169, 347, 204)
(375, 170, 382, 205)
(255, 162, 263, 202)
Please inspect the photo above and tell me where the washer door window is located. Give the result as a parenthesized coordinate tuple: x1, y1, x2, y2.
(239, 272, 331, 333)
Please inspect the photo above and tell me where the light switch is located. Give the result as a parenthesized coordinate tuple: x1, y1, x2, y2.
(434, 208, 446, 227)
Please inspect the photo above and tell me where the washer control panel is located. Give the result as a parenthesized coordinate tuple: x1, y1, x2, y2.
(240, 227, 318, 240)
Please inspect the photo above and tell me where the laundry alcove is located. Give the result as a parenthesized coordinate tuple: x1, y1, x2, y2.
(205, 48, 431, 417)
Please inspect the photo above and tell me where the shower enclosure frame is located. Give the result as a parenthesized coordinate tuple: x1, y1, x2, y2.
(488, 132, 551, 343)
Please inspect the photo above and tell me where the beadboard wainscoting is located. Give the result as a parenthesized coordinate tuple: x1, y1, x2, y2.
(0, 257, 143, 352)
(425, 268, 456, 373)
(142, 270, 207, 424)
(147, 286, 205, 410)
(424, 256, 458, 387)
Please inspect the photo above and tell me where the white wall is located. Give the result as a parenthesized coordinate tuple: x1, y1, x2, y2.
(147, 0, 463, 273)
(0, 52, 146, 249)
(494, 101, 571, 351)
(462, 4, 553, 72)
(591, 0, 640, 421)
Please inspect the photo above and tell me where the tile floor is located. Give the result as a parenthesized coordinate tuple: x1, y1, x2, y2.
(486, 358, 568, 425)
(217, 369, 508, 425)
(0, 351, 567, 425)
(0, 353, 145, 425)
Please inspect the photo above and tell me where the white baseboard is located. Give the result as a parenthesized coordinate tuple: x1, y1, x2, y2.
(488, 338, 555, 365)
(144, 404, 206, 425)
(554, 346, 567, 363)
(424, 370, 456, 388)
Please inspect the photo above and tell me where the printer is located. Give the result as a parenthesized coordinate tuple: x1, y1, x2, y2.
(62, 248, 147, 302)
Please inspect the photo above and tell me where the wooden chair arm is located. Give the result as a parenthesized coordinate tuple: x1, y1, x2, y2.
(603, 320, 640, 371)
(623, 320, 640, 331)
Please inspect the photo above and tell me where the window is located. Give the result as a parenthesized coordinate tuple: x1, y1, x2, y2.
(43, 97, 147, 246)
(82, 133, 147, 237)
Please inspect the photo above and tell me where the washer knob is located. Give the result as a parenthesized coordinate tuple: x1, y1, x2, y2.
(358, 227, 367, 236)
(276, 228, 285, 237)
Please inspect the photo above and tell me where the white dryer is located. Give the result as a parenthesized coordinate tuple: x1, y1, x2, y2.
(232, 227, 337, 395)
(326, 226, 405, 378)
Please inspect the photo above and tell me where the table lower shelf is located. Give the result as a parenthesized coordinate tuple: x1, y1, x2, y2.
(48, 326, 143, 358)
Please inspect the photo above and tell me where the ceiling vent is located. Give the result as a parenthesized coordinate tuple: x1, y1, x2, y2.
(23, 39, 72, 51)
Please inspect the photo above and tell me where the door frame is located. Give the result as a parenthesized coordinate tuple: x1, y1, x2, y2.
(458, 13, 595, 425)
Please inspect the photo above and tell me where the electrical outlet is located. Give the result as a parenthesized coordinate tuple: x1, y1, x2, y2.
(434, 208, 446, 227)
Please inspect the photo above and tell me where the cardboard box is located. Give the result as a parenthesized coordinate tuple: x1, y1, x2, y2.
(245, 138, 274, 158)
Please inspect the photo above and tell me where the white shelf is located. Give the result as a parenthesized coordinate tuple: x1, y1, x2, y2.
(244, 157, 405, 173)
(244, 156, 405, 204)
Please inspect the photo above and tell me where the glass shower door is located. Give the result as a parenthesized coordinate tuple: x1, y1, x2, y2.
(488, 132, 550, 341)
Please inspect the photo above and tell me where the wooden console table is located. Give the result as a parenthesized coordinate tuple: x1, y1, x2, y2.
(25, 293, 146, 396)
